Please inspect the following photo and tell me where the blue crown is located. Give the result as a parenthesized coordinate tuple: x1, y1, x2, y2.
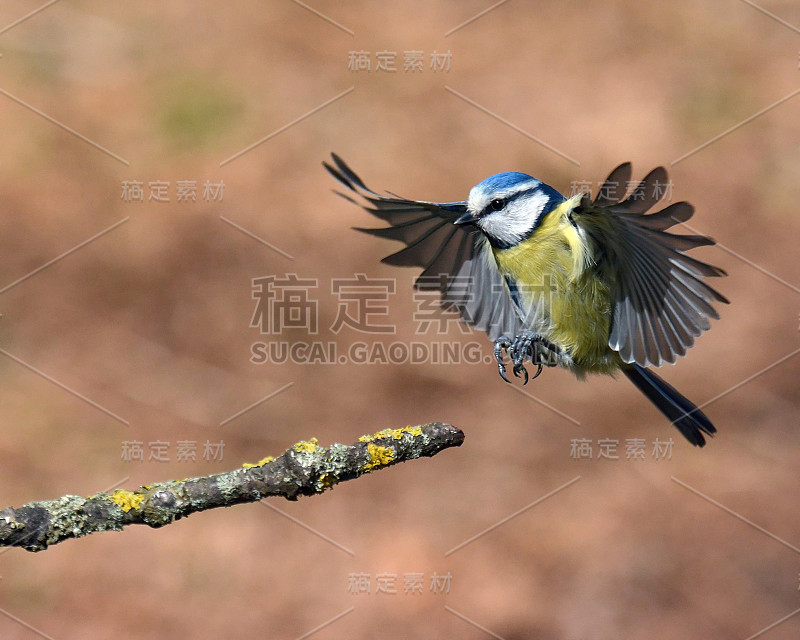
(477, 172, 538, 192)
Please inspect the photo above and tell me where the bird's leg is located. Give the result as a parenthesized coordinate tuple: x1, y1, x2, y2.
(494, 336, 513, 383)
(494, 332, 561, 385)
(510, 332, 540, 384)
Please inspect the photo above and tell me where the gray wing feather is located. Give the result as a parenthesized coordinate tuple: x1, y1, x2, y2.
(588, 164, 728, 367)
(594, 162, 632, 206)
(453, 250, 522, 340)
(325, 154, 523, 341)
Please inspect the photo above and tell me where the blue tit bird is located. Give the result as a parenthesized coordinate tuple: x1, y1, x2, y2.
(324, 154, 728, 446)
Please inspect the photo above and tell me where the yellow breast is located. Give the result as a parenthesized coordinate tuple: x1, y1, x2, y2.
(490, 199, 617, 372)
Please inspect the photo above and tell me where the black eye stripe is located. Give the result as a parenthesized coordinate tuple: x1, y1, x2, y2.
(479, 189, 530, 217)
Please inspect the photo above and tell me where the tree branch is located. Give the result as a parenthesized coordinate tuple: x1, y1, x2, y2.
(0, 422, 464, 552)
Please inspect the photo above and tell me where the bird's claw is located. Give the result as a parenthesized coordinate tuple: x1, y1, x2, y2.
(497, 361, 511, 384)
(493, 332, 557, 385)
(494, 337, 512, 384)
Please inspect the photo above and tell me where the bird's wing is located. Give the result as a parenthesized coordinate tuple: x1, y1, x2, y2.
(325, 153, 523, 341)
(576, 164, 728, 367)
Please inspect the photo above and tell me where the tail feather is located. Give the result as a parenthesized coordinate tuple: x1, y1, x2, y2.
(623, 364, 716, 447)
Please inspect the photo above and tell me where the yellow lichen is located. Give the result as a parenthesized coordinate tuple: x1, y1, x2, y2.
(398, 425, 423, 439)
(363, 444, 394, 472)
(319, 472, 338, 488)
(358, 425, 423, 443)
(242, 455, 275, 469)
(110, 489, 145, 513)
(293, 438, 319, 453)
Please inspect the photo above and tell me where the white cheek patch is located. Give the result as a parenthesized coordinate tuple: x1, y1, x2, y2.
(467, 178, 540, 214)
(478, 190, 551, 246)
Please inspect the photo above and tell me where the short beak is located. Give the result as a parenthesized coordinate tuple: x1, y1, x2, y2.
(454, 212, 475, 225)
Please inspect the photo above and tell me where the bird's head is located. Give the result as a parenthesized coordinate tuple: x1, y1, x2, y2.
(456, 172, 565, 249)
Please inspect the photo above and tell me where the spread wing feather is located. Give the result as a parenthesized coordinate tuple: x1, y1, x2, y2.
(579, 164, 728, 367)
(324, 154, 523, 340)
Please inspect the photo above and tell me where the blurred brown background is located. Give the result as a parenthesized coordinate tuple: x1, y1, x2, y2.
(0, 1, 798, 638)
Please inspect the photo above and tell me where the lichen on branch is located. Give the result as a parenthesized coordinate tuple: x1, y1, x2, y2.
(0, 422, 464, 552)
